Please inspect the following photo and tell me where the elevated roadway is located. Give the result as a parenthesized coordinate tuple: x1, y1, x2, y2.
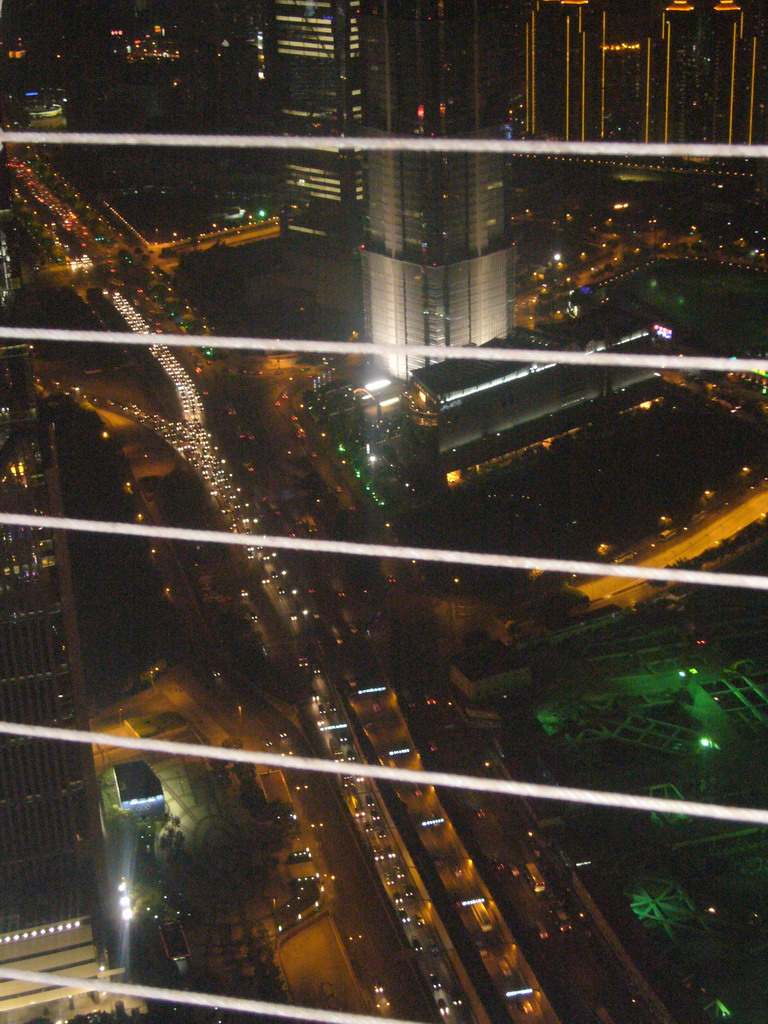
(580, 481, 768, 608)
(156, 217, 280, 255)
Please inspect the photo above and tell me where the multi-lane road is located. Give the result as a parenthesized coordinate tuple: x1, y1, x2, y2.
(14, 152, 441, 1020)
(579, 480, 768, 608)
(79, 401, 436, 1023)
(20, 151, 689, 1024)
(180, 338, 700, 1024)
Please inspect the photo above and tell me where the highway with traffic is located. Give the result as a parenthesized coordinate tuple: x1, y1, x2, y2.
(13, 149, 443, 1022)
(579, 480, 768, 608)
(16, 146, 694, 1024)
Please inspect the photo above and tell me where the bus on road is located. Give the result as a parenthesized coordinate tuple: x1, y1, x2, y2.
(472, 900, 494, 933)
(525, 862, 545, 893)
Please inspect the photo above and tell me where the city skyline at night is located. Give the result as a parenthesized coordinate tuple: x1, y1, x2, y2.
(2, 2, 768, 1024)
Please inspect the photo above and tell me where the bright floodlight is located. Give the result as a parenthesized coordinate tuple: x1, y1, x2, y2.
(121, 907, 133, 922)
(364, 378, 391, 393)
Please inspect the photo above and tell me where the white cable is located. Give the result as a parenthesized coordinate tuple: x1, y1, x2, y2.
(4, 129, 768, 159)
(5, 100, 763, 1024)
(0, 510, 766, 593)
(0, 717, 766, 826)
(0, 965, 415, 1024)
(8, 322, 768, 375)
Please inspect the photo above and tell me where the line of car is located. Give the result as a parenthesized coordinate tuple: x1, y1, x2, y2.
(310, 674, 467, 1021)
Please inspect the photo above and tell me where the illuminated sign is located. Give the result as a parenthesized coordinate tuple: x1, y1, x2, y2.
(654, 324, 673, 340)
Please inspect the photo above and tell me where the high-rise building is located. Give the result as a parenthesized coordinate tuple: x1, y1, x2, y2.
(518, 0, 766, 145)
(0, 136, 109, 1016)
(657, 0, 759, 143)
(709, 0, 745, 143)
(660, 0, 705, 142)
(0, 344, 103, 926)
(595, 4, 650, 142)
(274, 0, 363, 245)
(526, 0, 599, 141)
(0, 340, 114, 1021)
(600, 39, 645, 140)
(360, 0, 515, 380)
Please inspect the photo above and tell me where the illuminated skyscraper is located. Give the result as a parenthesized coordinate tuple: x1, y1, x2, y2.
(0, 169, 109, 1005)
(0, 341, 103, 934)
(0, 334, 118, 1022)
(275, 0, 363, 244)
(660, 0, 699, 142)
(600, 40, 645, 141)
(655, 0, 760, 143)
(526, 0, 596, 141)
(518, 0, 765, 145)
(360, 0, 515, 380)
(709, 0, 744, 143)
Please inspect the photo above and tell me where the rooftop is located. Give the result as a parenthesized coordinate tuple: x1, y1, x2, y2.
(410, 308, 652, 407)
(113, 759, 164, 810)
(539, 303, 653, 349)
(409, 328, 551, 406)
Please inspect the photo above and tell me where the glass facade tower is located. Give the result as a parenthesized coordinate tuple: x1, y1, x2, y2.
(360, 0, 515, 380)
(275, 0, 364, 244)
(0, 341, 102, 932)
(0, 142, 101, 932)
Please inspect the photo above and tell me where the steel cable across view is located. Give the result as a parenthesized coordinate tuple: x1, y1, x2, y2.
(3, 4, 768, 1024)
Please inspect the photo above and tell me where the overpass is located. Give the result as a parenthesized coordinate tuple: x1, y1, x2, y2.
(159, 217, 280, 255)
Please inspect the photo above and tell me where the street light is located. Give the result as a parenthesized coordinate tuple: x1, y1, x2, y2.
(118, 880, 133, 922)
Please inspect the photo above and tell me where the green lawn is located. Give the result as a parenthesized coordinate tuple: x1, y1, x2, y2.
(611, 262, 768, 354)
(126, 710, 187, 737)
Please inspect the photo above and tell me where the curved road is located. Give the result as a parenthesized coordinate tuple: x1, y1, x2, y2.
(580, 481, 768, 607)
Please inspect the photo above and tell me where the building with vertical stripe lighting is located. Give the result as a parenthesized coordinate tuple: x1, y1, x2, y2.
(710, 0, 744, 143)
(659, 0, 760, 144)
(525, 0, 596, 142)
(600, 40, 645, 141)
(520, 0, 765, 146)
